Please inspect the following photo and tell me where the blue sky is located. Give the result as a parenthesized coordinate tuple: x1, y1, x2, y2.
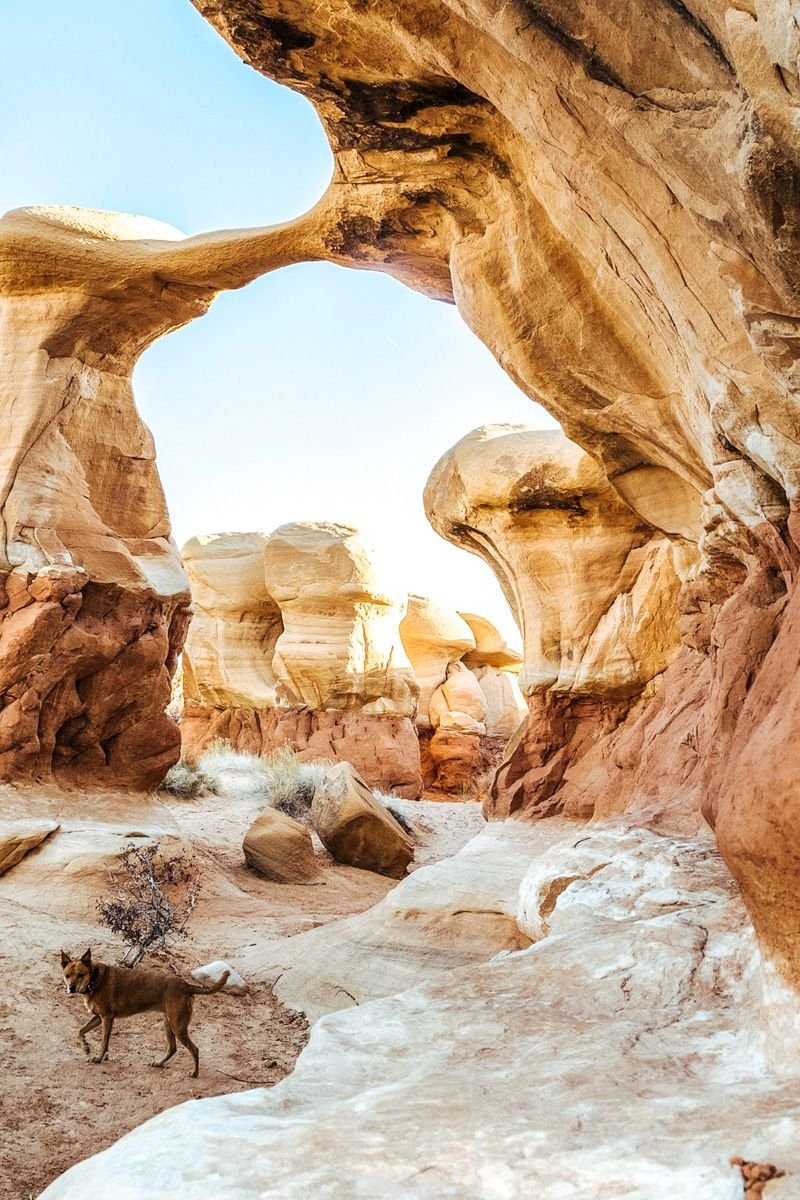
(2, 0, 556, 642)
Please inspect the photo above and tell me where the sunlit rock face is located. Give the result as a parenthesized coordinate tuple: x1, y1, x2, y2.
(459, 612, 528, 739)
(426, 425, 687, 818)
(399, 595, 475, 729)
(264, 521, 418, 715)
(182, 533, 282, 710)
(189, 0, 800, 990)
(179, 525, 423, 797)
(0, 207, 193, 790)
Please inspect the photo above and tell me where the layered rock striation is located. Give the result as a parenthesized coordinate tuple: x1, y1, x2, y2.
(182, 533, 281, 712)
(181, 523, 424, 797)
(426, 425, 689, 819)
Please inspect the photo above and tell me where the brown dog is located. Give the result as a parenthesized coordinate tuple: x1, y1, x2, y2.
(61, 949, 230, 1077)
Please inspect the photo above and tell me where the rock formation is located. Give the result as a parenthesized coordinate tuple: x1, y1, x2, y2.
(3, 0, 800, 1020)
(174, 0, 800, 992)
(180, 523, 424, 797)
(182, 533, 281, 712)
(458, 613, 527, 739)
(426, 425, 688, 817)
(0, 204, 337, 791)
(399, 595, 475, 727)
(263, 522, 417, 714)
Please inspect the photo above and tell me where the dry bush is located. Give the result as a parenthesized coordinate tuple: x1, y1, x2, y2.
(198, 741, 328, 820)
(159, 759, 213, 799)
(373, 792, 416, 835)
(97, 842, 200, 967)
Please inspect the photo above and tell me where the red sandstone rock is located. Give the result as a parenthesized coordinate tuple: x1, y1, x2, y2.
(181, 704, 423, 800)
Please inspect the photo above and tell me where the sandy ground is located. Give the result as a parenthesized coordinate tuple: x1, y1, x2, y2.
(0, 784, 484, 1199)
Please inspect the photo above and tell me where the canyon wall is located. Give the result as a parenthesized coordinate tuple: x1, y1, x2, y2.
(187, 0, 800, 989)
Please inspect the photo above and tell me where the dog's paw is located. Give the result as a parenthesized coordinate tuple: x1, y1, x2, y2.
(149, 1060, 164, 1069)
(90, 1054, 106, 1064)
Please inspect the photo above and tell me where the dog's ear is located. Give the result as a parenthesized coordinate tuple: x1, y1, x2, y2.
(81, 948, 92, 966)
(61, 950, 70, 968)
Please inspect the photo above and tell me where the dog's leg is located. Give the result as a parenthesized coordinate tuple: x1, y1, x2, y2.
(151, 1016, 177, 1069)
(91, 1015, 114, 1064)
(173, 1010, 199, 1077)
(78, 1014, 101, 1057)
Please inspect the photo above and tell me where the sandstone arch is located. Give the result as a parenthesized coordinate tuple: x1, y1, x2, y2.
(6, 0, 800, 987)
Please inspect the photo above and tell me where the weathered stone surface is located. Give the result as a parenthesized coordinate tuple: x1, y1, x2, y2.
(263, 522, 418, 716)
(39, 821, 800, 1199)
(243, 805, 319, 884)
(399, 595, 475, 728)
(426, 427, 686, 700)
(263, 820, 550, 1020)
(428, 660, 487, 734)
(0, 818, 59, 875)
(311, 761, 414, 878)
(181, 703, 423, 799)
(182, 533, 282, 710)
(172, 0, 800, 990)
(470, 665, 527, 739)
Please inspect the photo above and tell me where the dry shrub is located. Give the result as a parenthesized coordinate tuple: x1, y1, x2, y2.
(372, 792, 416, 836)
(97, 842, 200, 967)
(198, 741, 328, 820)
(159, 759, 213, 799)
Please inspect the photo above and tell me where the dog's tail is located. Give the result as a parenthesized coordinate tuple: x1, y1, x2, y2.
(188, 970, 230, 996)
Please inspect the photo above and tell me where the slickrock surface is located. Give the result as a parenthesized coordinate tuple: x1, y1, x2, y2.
(39, 819, 800, 1199)
(182, 533, 282, 710)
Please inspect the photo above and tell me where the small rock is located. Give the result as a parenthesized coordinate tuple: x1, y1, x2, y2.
(191, 960, 247, 996)
(243, 807, 319, 883)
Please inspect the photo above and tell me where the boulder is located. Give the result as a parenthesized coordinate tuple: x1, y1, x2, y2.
(243, 807, 319, 884)
(311, 762, 414, 878)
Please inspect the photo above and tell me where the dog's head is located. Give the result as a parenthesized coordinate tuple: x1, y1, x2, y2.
(61, 948, 93, 995)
